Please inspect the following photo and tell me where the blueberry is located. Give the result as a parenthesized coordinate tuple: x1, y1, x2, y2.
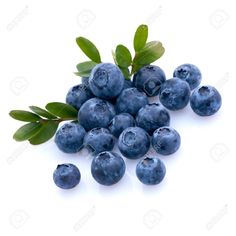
(118, 127, 150, 159)
(66, 84, 94, 110)
(78, 98, 116, 131)
(84, 128, 115, 155)
(173, 64, 202, 90)
(159, 78, 191, 110)
(91, 151, 126, 186)
(136, 157, 166, 185)
(133, 65, 166, 96)
(190, 85, 222, 116)
(55, 122, 86, 153)
(152, 127, 181, 155)
(53, 163, 81, 189)
(108, 113, 135, 138)
(136, 104, 170, 135)
(89, 63, 124, 99)
(116, 88, 148, 116)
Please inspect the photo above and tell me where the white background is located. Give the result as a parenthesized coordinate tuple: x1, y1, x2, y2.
(0, 0, 235, 235)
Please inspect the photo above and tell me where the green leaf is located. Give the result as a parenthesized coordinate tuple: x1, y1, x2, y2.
(115, 45, 132, 68)
(45, 102, 78, 119)
(75, 61, 97, 78)
(133, 24, 148, 52)
(9, 110, 41, 122)
(13, 122, 42, 141)
(120, 67, 130, 80)
(133, 41, 165, 65)
(29, 106, 57, 119)
(76, 37, 101, 63)
(74, 71, 91, 77)
(29, 121, 59, 145)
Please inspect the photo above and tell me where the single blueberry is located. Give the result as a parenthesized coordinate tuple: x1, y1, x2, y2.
(89, 63, 124, 99)
(190, 85, 222, 116)
(133, 65, 166, 96)
(91, 151, 126, 186)
(116, 88, 148, 116)
(159, 78, 191, 110)
(53, 163, 81, 189)
(108, 113, 135, 138)
(136, 157, 166, 185)
(136, 103, 170, 135)
(173, 64, 202, 90)
(84, 128, 115, 155)
(55, 122, 86, 153)
(78, 98, 116, 131)
(118, 127, 150, 159)
(66, 84, 94, 110)
(152, 127, 181, 155)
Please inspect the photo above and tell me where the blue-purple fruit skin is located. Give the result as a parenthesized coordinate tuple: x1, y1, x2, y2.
(66, 84, 94, 110)
(135, 103, 170, 135)
(159, 78, 191, 110)
(116, 88, 148, 116)
(136, 157, 166, 185)
(83, 128, 115, 155)
(173, 64, 202, 90)
(152, 126, 181, 155)
(118, 127, 150, 159)
(53, 163, 81, 189)
(78, 98, 116, 131)
(91, 151, 126, 186)
(55, 122, 86, 153)
(190, 85, 222, 116)
(89, 63, 124, 99)
(108, 113, 135, 138)
(133, 65, 166, 96)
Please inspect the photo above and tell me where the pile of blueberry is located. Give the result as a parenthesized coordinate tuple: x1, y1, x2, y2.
(53, 62, 222, 189)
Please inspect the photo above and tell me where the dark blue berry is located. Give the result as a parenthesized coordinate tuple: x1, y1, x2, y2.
(84, 128, 115, 155)
(118, 127, 150, 159)
(173, 64, 202, 90)
(55, 122, 86, 153)
(190, 85, 222, 116)
(136, 157, 166, 185)
(78, 98, 116, 131)
(66, 84, 94, 110)
(159, 78, 191, 110)
(133, 65, 166, 96)
(89, 63, 124, 99)
(136, 103, 170, 135)
(53, 163, 81, 189)
(91, 151, 126, 186)
(152, 127, 181, 155)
